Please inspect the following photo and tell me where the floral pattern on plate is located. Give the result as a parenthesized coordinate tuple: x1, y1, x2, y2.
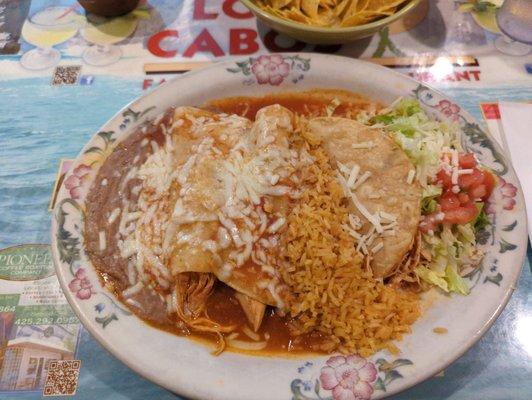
(51, 54, 527, 400)
(226, 54, 310, 86)
(291, 356, 413, 400)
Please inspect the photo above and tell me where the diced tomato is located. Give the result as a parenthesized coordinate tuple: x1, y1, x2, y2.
(436, 169, 452, 189)
(432, 156, 493, 226)
(440, 192, 460, 211)
(442, 201, 478, 224)
(469, 184, 488, 201)
(458, 192, 470, 204)
(458, 168, 484, 189)
(462, 169, 495, 201)
(459, 153, 477, 169)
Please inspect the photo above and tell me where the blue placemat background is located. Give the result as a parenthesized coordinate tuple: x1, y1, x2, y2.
(1, 77, 531, 399)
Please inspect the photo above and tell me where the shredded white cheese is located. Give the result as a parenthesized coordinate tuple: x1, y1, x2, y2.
(123, 281, 144, 298)
(371, 241, 384, 254)
(379, 211, 397, 222)
(451, 169, 459, 185)
(108, 208, 121, 224)
(115, 107, 309, 306)
(406, 169, 416, 184)
(267, 217, 285, 233)
(98, 231, 106, 251)
(336, 160, 402, 257)
(351, 171, 372, 191)
(219, 263, 234, 280)
(351, 141, 375, 149)
(349, 190, 383, 233)
(347, 165, 360, 189)
(217, 227, 231, 249)
(451, 149, 459, 167)
(267, 281, 284, 309)
(127, 262, 136, 285)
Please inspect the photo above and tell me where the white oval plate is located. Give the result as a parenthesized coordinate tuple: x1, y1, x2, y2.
(51, 54, 527, 400)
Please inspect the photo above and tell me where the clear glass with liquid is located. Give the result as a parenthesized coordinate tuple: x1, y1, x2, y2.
(81, 14, 139, 66)
(20, 7, 81, 70)
(495, 0, 532, 56)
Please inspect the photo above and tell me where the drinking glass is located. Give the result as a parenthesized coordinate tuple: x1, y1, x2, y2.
(21, 7, 81, 70)
(81, 13, 139, 66)
(495, 0, 532, 56)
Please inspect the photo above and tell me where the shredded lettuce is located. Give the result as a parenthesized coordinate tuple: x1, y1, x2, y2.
(365, 98, 463, 190)
(445, 264, 470, 295)
(474, 203, 490, 231)
(415, 267, 448, 292)
(418, 224, 478, 295)
(394, 98, 423, 116)
(421, 198, 438, 215)
(366, 98, 482, 295)
(421, 186, 442, 215)
(372, 114, 394, 124)
(417, 263, 469, 295)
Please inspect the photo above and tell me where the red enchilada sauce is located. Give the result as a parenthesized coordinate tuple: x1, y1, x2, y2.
(85, 90, 379, 354)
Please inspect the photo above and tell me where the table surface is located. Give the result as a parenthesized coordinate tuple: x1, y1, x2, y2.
(0, 1, 531, 399)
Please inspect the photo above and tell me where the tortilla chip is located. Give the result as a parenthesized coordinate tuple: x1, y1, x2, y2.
(367, 0, 408, 11)
(320, 0, 338, 9)
(351, 0, 369, 14)
(340, 12, 372, 26)
(301, 0, 320, 19)
(335, 0, 355, 17)
(284, 7, 313, 23)
(270, 0, 294, 7)
(256, 0, 407, 27)
(318, 8, 339, 26)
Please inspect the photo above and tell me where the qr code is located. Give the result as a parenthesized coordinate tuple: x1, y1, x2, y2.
(43, 360, 81, 396)
(51, 65, 82, 86)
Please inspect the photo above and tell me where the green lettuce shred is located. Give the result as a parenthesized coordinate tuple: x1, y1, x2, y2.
(445, 264, 470, 295)
(415, 267, 448, 292)
(474, 203, 490, 231)
(369, 98, 481, 295)
(367, 98, 463, 190)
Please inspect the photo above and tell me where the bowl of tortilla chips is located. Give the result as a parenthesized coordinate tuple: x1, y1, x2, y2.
(241, 0, 422, 44)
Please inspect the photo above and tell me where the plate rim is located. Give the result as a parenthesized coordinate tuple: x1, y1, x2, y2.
(50, 53, 529, 400)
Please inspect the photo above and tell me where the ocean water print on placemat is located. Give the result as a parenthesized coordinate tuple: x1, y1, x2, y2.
(0, 68, 531, 399)
(0, 76, 143, 249)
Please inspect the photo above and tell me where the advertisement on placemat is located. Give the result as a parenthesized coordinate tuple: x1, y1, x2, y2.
(0, 0, 529, 85)
(0, 245, 81, 394)
(0, 0, 31, 55)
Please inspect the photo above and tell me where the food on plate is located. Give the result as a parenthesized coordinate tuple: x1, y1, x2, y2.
(253, 0, 412, 28)
(360, 98, 494, 293)
(84, 89, 493, 357)
(303, 117, 421, 277)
